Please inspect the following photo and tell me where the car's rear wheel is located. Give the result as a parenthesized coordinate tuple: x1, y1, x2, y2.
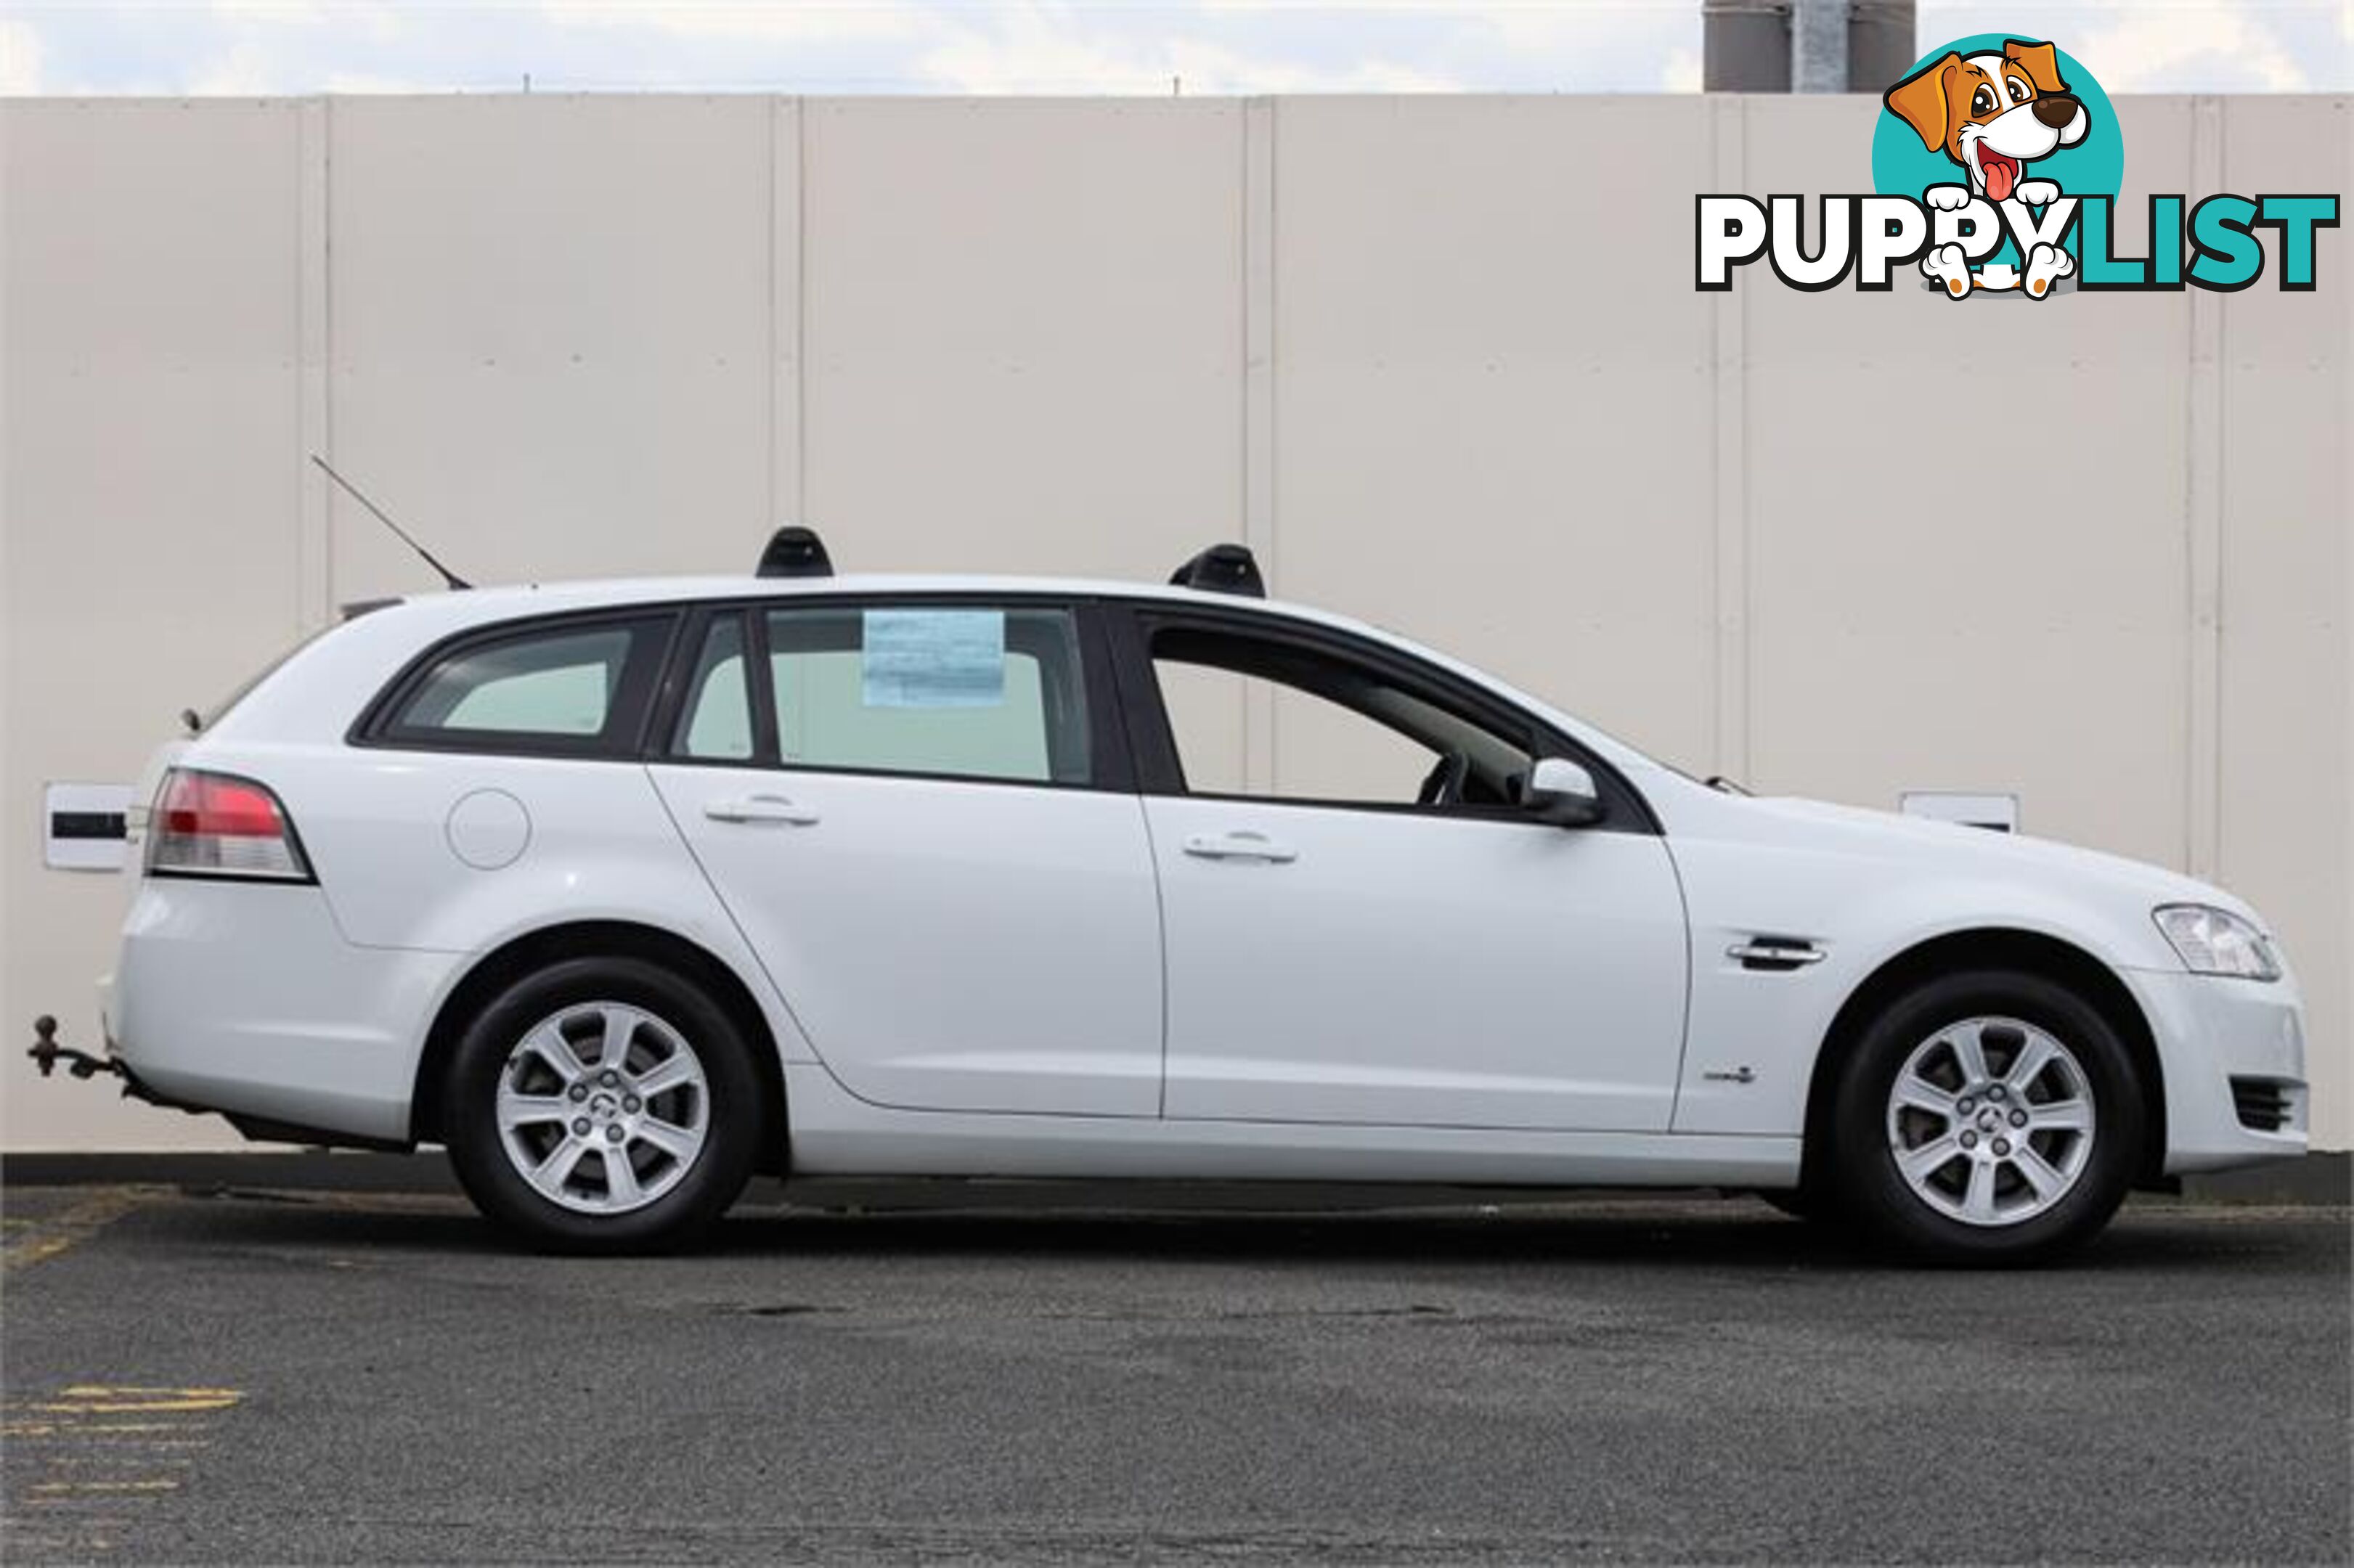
(1829, 969, 2144, 1265)
(444, 957, 763, 1252)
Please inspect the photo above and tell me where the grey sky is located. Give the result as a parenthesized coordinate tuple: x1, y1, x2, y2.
(1, 1, 2347, 97)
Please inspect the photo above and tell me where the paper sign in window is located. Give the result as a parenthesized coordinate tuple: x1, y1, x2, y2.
(861, 610, 1006, 709)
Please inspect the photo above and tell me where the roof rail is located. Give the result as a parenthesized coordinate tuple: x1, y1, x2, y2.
(757, 526, 833, 579)
(1169, 542, 1264, 599)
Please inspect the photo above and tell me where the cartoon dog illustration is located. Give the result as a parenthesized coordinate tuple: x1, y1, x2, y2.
(1883, 39, 2088, 298)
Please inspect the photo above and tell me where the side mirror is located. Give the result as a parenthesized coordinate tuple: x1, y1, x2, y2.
(1526, 756, 1605, 826)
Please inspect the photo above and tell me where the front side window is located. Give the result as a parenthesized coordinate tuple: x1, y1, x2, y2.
(1147, 622, 1536, 811)
(379, 616, 671, 751)
(671, 604, 1094, 786)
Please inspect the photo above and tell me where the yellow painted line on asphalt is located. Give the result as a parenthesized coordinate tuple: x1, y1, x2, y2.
(3, 1421, 218, 1437)
(4, 1381, 237, 1556)
(0, 1187, 153, 1272)
(29, 1386, 243, 1415)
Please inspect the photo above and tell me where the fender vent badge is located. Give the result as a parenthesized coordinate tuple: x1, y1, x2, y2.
(1728, 939, 1825, 972)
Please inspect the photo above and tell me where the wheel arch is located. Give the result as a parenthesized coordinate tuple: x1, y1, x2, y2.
(1801, 927, 2167, 1187)
(410, 919, 789, 1174)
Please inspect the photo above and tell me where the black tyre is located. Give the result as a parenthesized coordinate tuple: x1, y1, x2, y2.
(1828, 968, 2144, 1265)
(1757, 1187, 1835, 1225)
(443, 956, 765, 1253)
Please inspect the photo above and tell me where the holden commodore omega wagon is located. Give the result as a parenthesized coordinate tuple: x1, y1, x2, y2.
(41, 535, 2308, 1261)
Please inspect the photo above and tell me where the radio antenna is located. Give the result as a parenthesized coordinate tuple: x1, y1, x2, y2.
(309, 454, 472, 591)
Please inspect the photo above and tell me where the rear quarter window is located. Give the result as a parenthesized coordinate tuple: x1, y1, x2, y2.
(365, 613, 675, 756)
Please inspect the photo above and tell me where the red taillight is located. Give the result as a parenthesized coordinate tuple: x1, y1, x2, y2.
(146, 769, 311, 881)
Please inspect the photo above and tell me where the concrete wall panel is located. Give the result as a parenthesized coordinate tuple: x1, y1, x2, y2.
(327, 96, 775, 597)
(801, 98, 1244, 581)
(1271, 97, 1719, 775)
(1743, 97, 2196, 873)
(2214, 96, 2353, 1142)
(1, 94, 2345, 1151)
(2, 101, 307, 1148)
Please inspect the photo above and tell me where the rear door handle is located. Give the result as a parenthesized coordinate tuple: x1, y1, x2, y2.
(1181, 830, 1298, 864)
(704, 794, 820, 826)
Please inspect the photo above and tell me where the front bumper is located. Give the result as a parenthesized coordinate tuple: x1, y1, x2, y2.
(2121, 965, 2310, 1175)
(105, 879, 459, 1144)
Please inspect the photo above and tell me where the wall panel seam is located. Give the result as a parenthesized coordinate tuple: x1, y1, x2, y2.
(765, 95, 778, 533)
(296, 97, 333, 631)
(1242, 96, 1278, 791)
(2186, 96, 2225, 878)
(1711, 94, 1751, 785)
(795, 98, 809, 525)
(767, 96, 807, 533)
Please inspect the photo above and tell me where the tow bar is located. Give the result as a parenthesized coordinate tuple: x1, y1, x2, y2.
(28, 1014, 127, 1083)
(27, 1013, 412, 1151)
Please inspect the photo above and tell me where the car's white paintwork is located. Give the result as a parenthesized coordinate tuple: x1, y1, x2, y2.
(102, 571, 2310, 1185)
(648, 764, 1166, 1117)
(1144, 795, 1688, 1130)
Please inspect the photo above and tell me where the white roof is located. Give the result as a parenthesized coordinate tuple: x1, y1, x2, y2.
(382, 571, 1273, 613)
(359, 571, 1384, 649)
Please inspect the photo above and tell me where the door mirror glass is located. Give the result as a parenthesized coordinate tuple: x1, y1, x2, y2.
(1526, 757, 1604, 825)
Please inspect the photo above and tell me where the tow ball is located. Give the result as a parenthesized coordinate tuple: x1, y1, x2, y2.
(27, 1015, 125, 1083)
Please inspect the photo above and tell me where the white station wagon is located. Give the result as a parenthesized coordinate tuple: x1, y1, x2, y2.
(41, 535, 2308, 1260)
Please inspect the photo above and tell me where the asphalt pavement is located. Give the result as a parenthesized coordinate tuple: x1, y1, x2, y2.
(3, 1183, 2347, 1564)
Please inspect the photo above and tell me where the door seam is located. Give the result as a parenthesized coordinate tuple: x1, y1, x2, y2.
(1133, 794, 1175, 1119)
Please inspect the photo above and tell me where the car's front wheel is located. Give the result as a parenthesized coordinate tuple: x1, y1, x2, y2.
(1829, 969, 2146, 1265)
(443, 957, 764, 1252)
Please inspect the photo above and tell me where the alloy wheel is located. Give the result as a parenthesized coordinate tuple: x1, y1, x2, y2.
(494, 1001, 711, 1214)
(1883, 1016, 2096, 1228)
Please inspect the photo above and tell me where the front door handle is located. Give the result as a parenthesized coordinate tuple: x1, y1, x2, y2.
(704, 794, 821, 826)
(1181, 830, 1298, 864)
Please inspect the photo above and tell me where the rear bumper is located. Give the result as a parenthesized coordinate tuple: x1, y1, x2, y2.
(105, 880, 457, 1144)
(2122, 965, 2310, 1175)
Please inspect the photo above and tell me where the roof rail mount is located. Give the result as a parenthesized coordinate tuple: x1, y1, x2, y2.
(758, 526, 833, 579)
(1170, 542, 1264, 599)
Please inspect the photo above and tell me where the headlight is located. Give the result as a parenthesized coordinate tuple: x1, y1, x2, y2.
(2154, 904, 2280, 981)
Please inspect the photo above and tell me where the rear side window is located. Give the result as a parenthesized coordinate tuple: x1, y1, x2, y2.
(674, 613, 754, 760)
(670, 604, 1093, 786)
(373, 615, 673, 754)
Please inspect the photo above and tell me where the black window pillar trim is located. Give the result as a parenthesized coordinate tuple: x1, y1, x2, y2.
(1101, 600, 1189, 793)
(1071, 600, 1141, 794)
(743, 605, 783, 764)
(643, 603, 713, 760)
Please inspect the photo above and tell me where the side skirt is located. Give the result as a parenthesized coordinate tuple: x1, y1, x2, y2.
(781, 1063, 1801, 1188)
